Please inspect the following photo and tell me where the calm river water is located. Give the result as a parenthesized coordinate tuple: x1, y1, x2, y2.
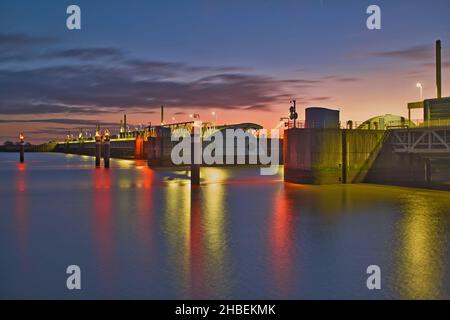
(0, 153, 449, 299)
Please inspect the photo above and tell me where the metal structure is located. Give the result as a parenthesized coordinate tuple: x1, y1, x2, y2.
(305, 107, 340, 129)
(407, 40, 450, 123)
(357, 114, 413, 130)
(391, 127, 450, 154)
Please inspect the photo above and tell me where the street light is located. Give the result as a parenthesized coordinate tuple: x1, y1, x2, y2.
(211, 111, 218, 124)
(416, 83, 423, 100)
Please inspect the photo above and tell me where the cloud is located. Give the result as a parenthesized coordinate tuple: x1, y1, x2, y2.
(0, 33, 58, 46)
(0, 33, 60, 62)
(43, 47, 124, 60)
(125, 59, 252, 79)
(308, 96, 331, 101)
(0, 33, 309, 125)
(421, 61, 450, 69)
(0, 118, 118, 126)
(321, 75, 362, 82)
(0, 101, 99, 115)
(0, 64, 300, 116)
(369, 45, 433, 61)
(244, 104, 273, 112)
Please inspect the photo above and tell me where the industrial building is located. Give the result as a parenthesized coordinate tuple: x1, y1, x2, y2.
(408, 40, 450, 125)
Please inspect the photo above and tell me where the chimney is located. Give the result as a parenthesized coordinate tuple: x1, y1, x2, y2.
(124, 114, 127, 131)
(436, 40, 442, 99)
(160, 105, 164, 125)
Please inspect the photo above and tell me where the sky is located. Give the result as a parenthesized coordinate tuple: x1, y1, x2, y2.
(1, 0, 450, 143)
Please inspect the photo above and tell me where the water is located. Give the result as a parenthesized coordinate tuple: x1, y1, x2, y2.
(0, 153, 449, 299)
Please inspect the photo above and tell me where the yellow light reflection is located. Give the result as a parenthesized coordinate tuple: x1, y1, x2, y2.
(200, 168, 230, 297)
(201, 167, 230, 185)
(395, 194, 446, 299)
(114, 159, 135, 169)
(164, 180, 191, 297)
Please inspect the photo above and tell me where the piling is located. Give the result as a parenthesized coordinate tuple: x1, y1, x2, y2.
(191, 123, 201, 185)
(19, 133, 25, 163)
(95, 129, 101, 168)
(104, 130, 110, 168)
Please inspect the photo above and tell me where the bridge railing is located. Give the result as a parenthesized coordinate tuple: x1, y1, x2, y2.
(391, 126, 450, 153)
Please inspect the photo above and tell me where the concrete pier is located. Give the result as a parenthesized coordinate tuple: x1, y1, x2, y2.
(190, 125, 201, 185)
(364, 129, 448, 185)
(95, 132, 101, 168)
(284, 126, 450, 186)
(19, 133, 25, 163)
(284, 128, 385, 184)
(103, 131, 110, 168)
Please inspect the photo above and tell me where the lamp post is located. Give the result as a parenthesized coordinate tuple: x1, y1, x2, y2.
(211, 111, 218, 125)
(416, 83, 423, 100)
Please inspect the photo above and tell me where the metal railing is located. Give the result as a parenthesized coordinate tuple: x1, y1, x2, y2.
(285, 118, 450, 130)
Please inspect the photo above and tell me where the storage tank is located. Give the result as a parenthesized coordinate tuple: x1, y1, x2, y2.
(305, 107, 340, 129)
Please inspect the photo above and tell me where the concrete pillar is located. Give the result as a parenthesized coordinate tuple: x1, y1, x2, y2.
(160, 137, 165, 165)
(191, 126, 201, 185)
(19, 134, 25, 163)
(104, 133, 110, 168)
(95, 133, 101, 168)
(79, 139, 84, 155)
(341, 130, 347, 184)
(152, 138, 157, 163)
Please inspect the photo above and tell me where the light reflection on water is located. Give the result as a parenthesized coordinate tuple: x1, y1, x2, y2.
(393, 195, 447, 299)
(0, 153, 449, 299)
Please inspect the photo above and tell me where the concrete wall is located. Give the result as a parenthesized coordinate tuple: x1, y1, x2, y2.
(344, 130, 386, 183)
(146, 137, 284, 167)
(284, 128, 385, 184)
(364, 133, 427, 184)
(54, 140, 136, 159)
(145, 137, 173, 166)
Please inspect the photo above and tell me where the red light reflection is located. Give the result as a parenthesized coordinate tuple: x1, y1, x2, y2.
(270, 186, 295, 296)
(92, 169, 114, 290)
(15, 162, 29, 271)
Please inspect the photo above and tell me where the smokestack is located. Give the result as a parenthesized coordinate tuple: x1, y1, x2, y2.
(436, 40, 442, 99)
(124, 114, 127, 131)
(160, 105, 164, 125)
